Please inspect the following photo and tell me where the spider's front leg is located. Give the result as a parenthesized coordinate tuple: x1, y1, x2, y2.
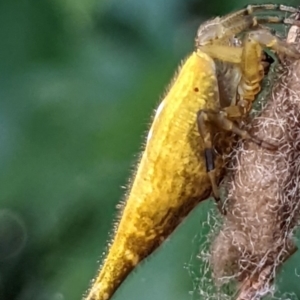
(196, 107, 275, 214)
(196, 29, 300, 211)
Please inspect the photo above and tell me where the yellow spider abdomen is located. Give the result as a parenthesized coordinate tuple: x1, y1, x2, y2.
(85, 51, 225, 300)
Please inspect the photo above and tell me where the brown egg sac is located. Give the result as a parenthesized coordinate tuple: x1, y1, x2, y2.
(209, 31, 300, 300)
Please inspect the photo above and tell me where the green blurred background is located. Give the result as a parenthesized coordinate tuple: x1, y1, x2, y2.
(1, 0, 300, 299)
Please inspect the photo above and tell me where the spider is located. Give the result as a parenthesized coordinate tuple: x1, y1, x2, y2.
(85, 5, 300, 300)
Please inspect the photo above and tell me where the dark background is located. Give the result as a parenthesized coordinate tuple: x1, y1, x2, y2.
(1, 0, 300, 299)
